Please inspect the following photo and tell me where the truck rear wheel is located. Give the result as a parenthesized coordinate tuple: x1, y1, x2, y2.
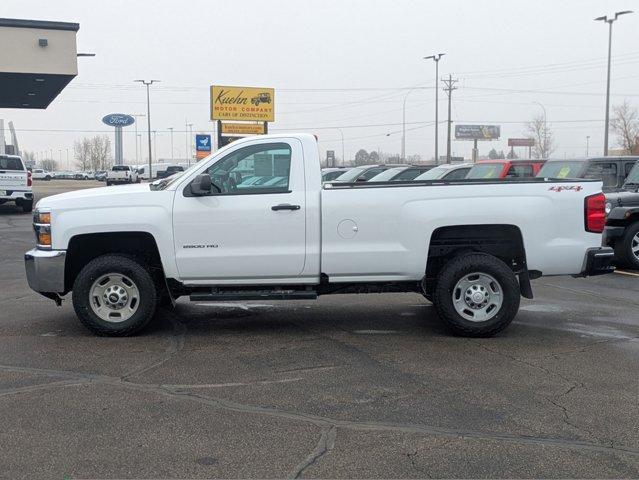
(615, 222, 639, 270)
(72, 254, 158, 336)
(432, 253, 520, 337)
(22, 200, 33, 213)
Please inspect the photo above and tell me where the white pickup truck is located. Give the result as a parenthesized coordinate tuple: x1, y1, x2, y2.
(106, 165, 138, 186)
(25, 133, 613, 337)
(1, 154, 33, 212)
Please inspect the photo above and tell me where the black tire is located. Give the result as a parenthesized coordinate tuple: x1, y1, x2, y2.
(432, 253, 520, 337)
(22, 200, 33, 213)
(106, 181, 111, 186)
(72, 254, 158, 336)
(45, 175, 51, 181)
(615, 222, 639, 270)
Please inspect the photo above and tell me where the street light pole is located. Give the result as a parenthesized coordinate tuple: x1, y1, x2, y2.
(186, 122, 193, 166)
(424, 53, 445, 162)
(595, 10, 633, 156)
(168, 127, 174, 162)
(533, 101, 547, 158)
(132, 114, 146, 165)
(337, 128, 345, 166)
(134, 80, 160, 180)
(586, 135, 590, 157)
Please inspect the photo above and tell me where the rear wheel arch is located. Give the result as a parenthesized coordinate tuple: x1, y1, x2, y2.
(424, 224, 528, 297)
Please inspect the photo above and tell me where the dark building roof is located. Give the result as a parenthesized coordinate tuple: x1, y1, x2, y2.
(0, 18, 79, 32)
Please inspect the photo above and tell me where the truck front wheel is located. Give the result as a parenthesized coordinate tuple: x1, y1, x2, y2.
(72, 254, 158, 336)
(432, 253, 520, 337)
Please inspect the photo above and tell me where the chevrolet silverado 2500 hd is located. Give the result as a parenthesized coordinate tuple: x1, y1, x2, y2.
(25, 133, 613, 337)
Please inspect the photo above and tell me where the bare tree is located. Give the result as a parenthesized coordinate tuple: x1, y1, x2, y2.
(611, 100, 639, 154)
(90, 135, 112, 171)
(74, 135, 112, 171)
(74, 138, 91, 171)
(525, 115, 555, 159)
(41, 159, 58, 171)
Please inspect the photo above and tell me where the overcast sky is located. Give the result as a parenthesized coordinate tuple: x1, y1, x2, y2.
(3, 0, 639, 167)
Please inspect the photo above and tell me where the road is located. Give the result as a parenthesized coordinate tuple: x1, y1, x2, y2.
(0, 180, 638, 478)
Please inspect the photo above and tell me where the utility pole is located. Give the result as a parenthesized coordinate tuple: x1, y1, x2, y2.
(168, 127, 174, 162)
(586, 135, 590, 157)
(595, 10, 633, 156)
(441, 74, 458, 164)
(134, 80, 160, 181)
(424, 54, 445, 163)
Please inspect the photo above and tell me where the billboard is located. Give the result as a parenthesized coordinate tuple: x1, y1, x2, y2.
(508, 138, 535, 147)
(210, 85, 275, 122)
(221, 122, 266, 135)
(455, 125, 500, 140)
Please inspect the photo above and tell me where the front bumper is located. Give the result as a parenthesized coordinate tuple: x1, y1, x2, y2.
(576, 247, 615, 277)
(24, 248, 66, 293)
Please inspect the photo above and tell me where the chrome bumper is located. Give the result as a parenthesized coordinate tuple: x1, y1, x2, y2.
(24, 248, 66, 293)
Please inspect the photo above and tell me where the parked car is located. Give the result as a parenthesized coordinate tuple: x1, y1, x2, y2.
(156, 165, 185, 179)
(31, 169, 52, 181)
(602, 158, 639, 269)
(74, 171, 91, 180)
(321, 167, 350, 182)
(466, 159, 546, 179)
(94, 171, 108, 182)
(413, 163, 473, 181)
(106, 165, 138, 186)
(0, 154, 33, 212)
(368, 165, 436, 182)
(25, 133, 612, 338)
(332, 164, 409, 182)
(537, 156, 638, 193)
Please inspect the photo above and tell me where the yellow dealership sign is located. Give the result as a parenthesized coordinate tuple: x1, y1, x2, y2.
(210, 85, 275, 122)
(221, 122, 266, 135)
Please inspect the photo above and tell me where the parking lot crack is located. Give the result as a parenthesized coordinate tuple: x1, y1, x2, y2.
(120, 317, 186, 381)
(288, 425, 337, 479)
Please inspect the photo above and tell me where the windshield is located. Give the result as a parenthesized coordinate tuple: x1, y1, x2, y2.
(414, 165, 449, 180)
(0, 156, 24, 171)
(369, 167, 405, 182)
(334, 167, 367, 182)
(466, 163, 504, 179)
(537, 161, 584, 179)
(625, 163, 639, 184)
(112, 165, 130, 171)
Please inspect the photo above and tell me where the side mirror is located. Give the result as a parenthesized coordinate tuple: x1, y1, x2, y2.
(190, 174, 213, 196)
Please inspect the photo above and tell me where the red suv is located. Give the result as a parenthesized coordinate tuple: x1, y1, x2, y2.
(466, 159, 546, 179)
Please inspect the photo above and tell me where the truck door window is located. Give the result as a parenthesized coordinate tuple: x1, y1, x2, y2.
(584, 162, 618, 187)
(205, 143, 292, 194)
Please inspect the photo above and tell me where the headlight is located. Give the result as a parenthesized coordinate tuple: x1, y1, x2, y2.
(33, 210, 52, 249)
(605, 202, 612, 215)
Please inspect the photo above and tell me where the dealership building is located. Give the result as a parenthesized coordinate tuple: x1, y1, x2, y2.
(0, 18, 80, 109)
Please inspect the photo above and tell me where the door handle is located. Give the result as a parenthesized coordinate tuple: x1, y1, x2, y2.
(271, 204, 301, 211)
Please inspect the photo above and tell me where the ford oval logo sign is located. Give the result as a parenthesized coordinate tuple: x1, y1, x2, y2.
(102, 113, 135, 127)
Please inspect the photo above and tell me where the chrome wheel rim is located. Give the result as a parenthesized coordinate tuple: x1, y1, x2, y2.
(452, 272, 503, 322)
(89, 273, 140, 323)
(632, 233, 639, 261)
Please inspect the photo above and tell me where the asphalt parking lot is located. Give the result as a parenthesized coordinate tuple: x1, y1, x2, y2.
(1, 180, 638, 479)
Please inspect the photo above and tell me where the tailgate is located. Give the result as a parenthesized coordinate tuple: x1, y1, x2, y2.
(0, 171, 28, 189)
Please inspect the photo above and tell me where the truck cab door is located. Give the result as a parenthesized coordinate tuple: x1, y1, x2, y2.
(172, 139, 307, 282)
